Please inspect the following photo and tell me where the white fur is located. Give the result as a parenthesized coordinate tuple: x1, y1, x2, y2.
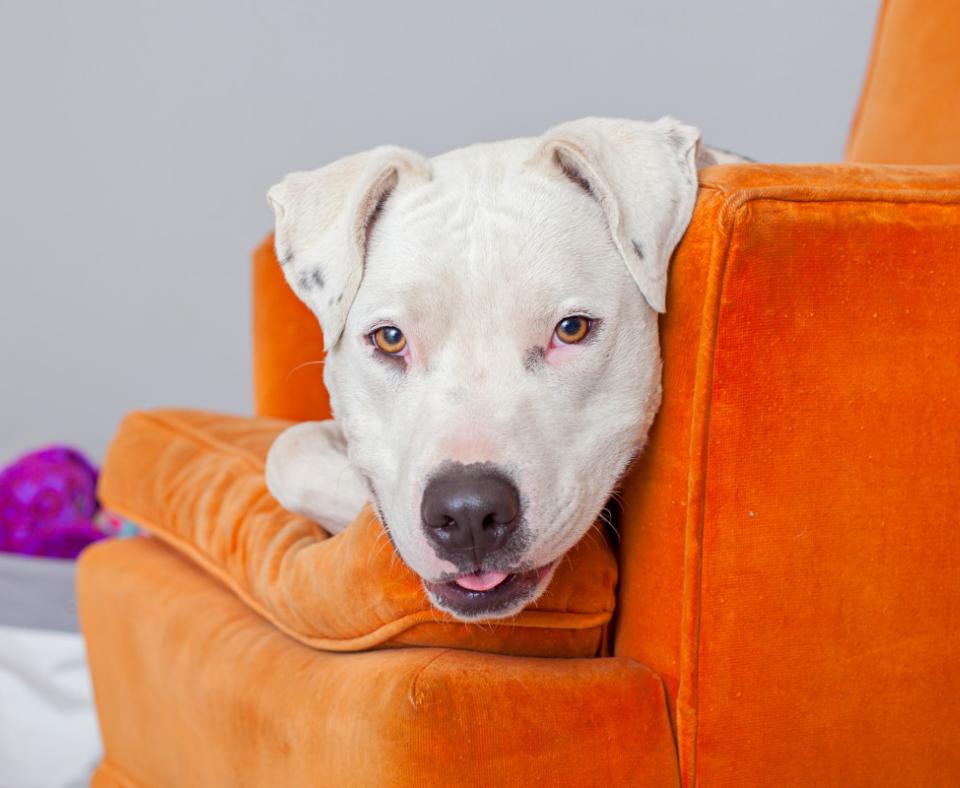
(265, 117, 745, 619)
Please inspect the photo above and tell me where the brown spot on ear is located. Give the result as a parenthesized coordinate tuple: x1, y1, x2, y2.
(298, 268, 325, 290)
(555, 150, 593, 197)
(524, 346, 545, 372)
(632, 240, 644, 260)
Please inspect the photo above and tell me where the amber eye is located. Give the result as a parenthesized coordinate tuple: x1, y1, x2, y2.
(371, 325, 407, 354)
(554, 315, 591, 344)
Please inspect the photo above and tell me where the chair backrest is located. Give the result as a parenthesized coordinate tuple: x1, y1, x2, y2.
(846, 0, 960, 164)
(252, 234, 330, 422)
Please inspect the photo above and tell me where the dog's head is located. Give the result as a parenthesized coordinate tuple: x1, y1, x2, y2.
(268, 117, 701, 620)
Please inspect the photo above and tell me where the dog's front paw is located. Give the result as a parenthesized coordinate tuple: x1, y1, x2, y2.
(265, 421, 368, 534)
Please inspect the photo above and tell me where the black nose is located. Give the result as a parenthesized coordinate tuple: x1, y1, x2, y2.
(421, 465, 521, 565)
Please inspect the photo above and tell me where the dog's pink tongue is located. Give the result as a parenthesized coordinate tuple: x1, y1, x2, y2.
(455, 570, 509, 592)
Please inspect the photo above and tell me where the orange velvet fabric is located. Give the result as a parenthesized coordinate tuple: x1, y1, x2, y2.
(615, 163, 960, 785)
(253, 234, 329, 421)
(79, 537, 680, 788)
(846, 0, 960, 164)
(97, 408, 617, 658)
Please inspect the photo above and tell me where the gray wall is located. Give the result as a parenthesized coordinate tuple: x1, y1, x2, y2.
(0, 0, 880, 465)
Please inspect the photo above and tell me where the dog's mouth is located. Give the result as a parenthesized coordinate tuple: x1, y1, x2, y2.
(423, 561, 557, 620)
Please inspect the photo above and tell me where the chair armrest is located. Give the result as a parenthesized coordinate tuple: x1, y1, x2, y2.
(613, 163, 960, 785)
(80, 536, 680, 787)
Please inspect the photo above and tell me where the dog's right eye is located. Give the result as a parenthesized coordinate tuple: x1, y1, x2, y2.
(553, 315, 592, 344)
(370, 325, 407, 355)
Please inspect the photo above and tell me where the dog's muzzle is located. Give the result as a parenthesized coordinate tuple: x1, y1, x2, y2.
(420, 462, 557, 617)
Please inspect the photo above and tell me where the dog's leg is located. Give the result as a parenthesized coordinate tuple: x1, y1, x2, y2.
(265, 420, 368, 534)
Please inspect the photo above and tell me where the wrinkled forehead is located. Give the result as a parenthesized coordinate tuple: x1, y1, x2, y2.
(355, 141, 628, 324)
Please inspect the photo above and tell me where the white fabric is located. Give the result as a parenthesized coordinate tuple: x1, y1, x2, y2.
(0, 626, 100, 788)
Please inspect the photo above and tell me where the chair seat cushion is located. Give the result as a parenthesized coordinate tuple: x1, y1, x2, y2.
(97, 409, 617, 657)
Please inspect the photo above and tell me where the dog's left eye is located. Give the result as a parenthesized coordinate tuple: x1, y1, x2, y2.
(553, 315, 592, 344)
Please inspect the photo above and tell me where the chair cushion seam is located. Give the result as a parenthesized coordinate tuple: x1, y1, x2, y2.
(128, 409, 268, 471)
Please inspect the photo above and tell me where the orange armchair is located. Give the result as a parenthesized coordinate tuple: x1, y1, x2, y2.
(81, 1, 960, 785)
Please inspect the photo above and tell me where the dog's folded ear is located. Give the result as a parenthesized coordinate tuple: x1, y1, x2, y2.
(267, 147, 431, 349)
(534, 116, 702, 313)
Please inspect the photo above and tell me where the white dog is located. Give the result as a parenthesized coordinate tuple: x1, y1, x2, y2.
(265, 117, 742, 621)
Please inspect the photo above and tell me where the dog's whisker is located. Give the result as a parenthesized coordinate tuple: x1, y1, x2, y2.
(595, 510, 621, 542)
(284, 359, 325, 383)
(368, 533, 392, 569)
(589, 521, 605, 542)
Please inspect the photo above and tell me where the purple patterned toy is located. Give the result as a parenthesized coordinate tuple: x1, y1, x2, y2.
(0, 446, 116, 559)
